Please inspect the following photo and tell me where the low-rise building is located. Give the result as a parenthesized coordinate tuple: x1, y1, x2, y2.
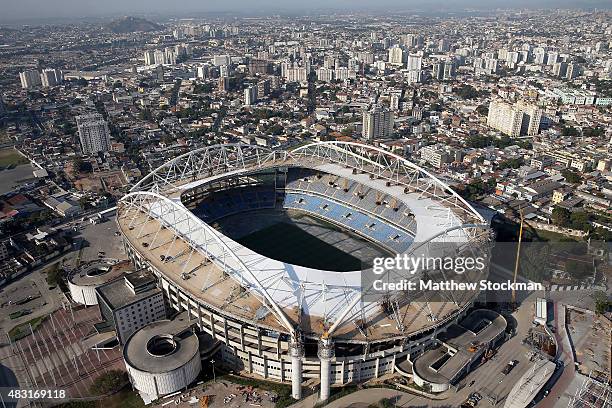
(96, 271, 166, 345)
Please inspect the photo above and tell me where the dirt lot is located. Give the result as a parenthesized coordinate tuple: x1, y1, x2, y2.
(153, 380, 277, 408)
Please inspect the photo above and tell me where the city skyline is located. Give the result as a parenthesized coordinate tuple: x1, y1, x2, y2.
(1, 0, 612, 23)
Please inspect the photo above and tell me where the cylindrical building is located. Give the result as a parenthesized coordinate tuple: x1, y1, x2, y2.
(67, 259, 126, 305)
(123, 317, 201, 400)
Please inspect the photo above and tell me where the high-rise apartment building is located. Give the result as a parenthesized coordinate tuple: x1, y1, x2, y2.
(213, 55, 231, 67)
(487, 100, 542, 137)
(438, 38, 450, 52)
(334, 67, 355, 81)
(433, 60, 455, 80)
(248, 59, 270, 75)
(76, 113, 111, 154)
(19, 70, 42, 89)
(164, 47, 177, 65)
(553, 62, 568, 77)
(388, 46, 404, 66)
(40, 69, 63, 87)
(407, 52, 423, 71)
(218, 76, 229, 92)
(362, 106, 394, 141)
(144, 50, 156, 66)
(487, 101, 522, 137)
(244, 86, 258, 106)
(154, 50, 166, 65)
(566, 63, 580, 79)
(402, 34, 423, 48)
(285, 67, 308, 83)
(316, 67, 334, 82)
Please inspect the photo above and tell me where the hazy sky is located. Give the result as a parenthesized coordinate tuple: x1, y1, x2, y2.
(0, 0, 609, 22)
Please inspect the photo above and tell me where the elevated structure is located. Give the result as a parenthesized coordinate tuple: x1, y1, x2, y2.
(117, 142, 492, 400)
(412, 309, 507, 392)
(504, 358, 556, 408)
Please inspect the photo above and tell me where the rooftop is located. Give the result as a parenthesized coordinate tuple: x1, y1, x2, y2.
(96, 270, 162, 310)
(123, 313, 199, 374)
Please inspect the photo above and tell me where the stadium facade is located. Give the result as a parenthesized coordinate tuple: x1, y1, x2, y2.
(117, 141, 492, 400)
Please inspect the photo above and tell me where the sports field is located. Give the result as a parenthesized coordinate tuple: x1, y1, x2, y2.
(237, 221, 364, 271)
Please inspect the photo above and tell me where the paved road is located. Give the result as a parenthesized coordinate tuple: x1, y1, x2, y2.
(536, 303, 576, 408)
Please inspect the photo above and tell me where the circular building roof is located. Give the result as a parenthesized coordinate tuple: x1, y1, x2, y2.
(123, 316, 200, 374)
(68, 259, 127, 287)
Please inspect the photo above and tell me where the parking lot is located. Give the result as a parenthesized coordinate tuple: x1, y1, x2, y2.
(61, 214, 127, 270)
(456, 340, 533, 407)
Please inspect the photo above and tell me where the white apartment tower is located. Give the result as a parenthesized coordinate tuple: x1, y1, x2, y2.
(76, 113, 111, 154)
(144, 50, 156, 66)
(407, 52, 423, 71)
(213, 55, 231, 67)
(487, 100, 542, 137)
(388, 46, 404, 66)
(362, 106, 394, 141)
(40, 69, 63, 88)
(316, 67, 334, 82)
(244, 86, 258, 106)
(19, 70, 42, 89)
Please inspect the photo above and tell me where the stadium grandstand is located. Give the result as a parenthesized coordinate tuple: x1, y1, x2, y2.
(117, 141, 493, 401)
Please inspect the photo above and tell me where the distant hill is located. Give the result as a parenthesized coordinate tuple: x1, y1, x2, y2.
(106, 16, 163, 34)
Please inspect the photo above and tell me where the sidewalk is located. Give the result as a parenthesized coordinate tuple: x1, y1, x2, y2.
(287, 387, 452, 408)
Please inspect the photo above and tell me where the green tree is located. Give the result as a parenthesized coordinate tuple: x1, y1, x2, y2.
(476, 104, 489, 116)
(89, 370, 128, 396)
(593, 291, 611, 314)
(569, 212, 590, 232)
(456, 85, 479, 99)
(565, 259, 591, 280)
(561, 169, 582, 184)
(139, 108, 153, 121)
(551, 207, 571, 227)
(341, 125, 355, 136)
(561, 126, 578, 136)
(71, 157, 92, 177)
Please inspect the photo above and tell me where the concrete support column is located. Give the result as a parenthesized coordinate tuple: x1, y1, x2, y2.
(257, 330, 262, 355)
(239, 325, 245, 349)
(290, 338, 304, 400)
(263, 355, 268, 378)
(375, 357, 380, 378)
(318, 338, 334, 402)
(210, 313, 216, 339)
(280, 360, 285, 382)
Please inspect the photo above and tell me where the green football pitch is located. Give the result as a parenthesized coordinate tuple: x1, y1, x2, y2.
(236, 221, 363, 271)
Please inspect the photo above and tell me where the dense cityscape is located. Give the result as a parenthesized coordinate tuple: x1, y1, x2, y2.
(0, 6, 610, 408)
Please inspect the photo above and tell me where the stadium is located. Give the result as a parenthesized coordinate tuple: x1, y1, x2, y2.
(116, 141, 493, 400)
